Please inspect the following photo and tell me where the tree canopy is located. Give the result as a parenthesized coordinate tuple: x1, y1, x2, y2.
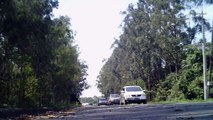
(0, 0, 88, 108)
(97, 0, 213, 101)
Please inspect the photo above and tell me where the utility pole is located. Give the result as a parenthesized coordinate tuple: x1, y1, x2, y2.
(201, 11, 208, 100)
(209, 21, 213, 98)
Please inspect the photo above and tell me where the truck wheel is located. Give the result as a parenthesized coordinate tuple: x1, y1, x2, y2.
(124, 100, 128, 105)
(143, 100, 147, 104)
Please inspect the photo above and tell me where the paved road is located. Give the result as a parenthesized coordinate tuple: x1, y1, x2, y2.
(34, 102, 213, 120)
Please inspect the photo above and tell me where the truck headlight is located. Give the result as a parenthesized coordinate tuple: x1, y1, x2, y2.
(125, 94, 131, 98)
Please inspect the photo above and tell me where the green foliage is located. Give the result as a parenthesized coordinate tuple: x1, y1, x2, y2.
(178, 45, 204, 100)
(80, 97, 99, 105)
(155, 73, 184, 102)
(97, 0, 212, 102)
(126, 79, 146, 90)
(0, 0, 88, 108)
(154, 85, 168, 102)
(97, 0, 190, 101)
(155, 44, 211, 102)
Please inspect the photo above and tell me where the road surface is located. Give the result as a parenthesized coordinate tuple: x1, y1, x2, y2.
(32, 102, 213, 120)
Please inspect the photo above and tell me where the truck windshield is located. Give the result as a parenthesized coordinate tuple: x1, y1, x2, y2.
(126, 86, 142, 91)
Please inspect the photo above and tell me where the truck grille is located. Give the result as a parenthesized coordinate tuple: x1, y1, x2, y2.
(132, 94, 141, 97)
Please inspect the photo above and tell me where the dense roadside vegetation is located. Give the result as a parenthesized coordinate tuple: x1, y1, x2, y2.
(80, 97, 99, 105)
(97, 0, 213, 102)
(0, 0, 88, 108)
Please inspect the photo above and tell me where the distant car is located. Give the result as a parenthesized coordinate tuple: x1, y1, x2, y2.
(120, 86, 147, 105)
(82, 102, 93, 106)
(98, 97, 108, 106)
(108, 94, 120, 105)
(82, 102, 90, 106)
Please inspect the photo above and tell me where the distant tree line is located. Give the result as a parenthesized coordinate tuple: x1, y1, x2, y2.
(97, 0, 213, 101)
(0, 0, 88, 108)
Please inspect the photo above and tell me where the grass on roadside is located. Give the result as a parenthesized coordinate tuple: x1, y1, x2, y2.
(149, 98, 213, 104)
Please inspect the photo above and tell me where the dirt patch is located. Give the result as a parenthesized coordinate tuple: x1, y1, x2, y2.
(0, 107, 60, 119)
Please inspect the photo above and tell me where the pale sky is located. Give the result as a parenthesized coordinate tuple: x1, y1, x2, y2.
(53, 0, 138, 97)
(53, 1, 213, 98)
